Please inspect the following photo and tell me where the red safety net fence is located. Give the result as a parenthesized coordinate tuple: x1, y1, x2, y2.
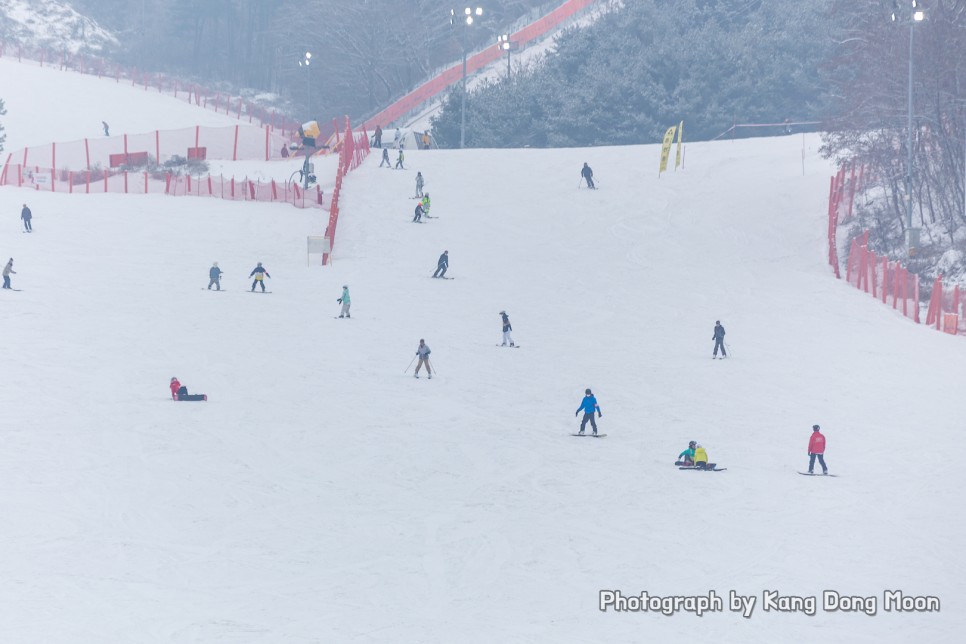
(359, 0, 596, 132)
(828, 164, 965, 335)
(322, 119, 371, 265)
(0, 42, 300, 136)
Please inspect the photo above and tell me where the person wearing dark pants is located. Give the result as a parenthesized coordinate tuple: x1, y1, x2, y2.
(808, 425, 829, 474)
(395, 149, 405, 169)
(170, 377, 207, 401)
(2, 258, 15, 289)
(249, 262, 270, 291)
(379, 148, 391, 168)
(712, 320, 727, 358)
(208, 262, 222, 290)
(21, 204, 32, 232)
(575, 388, 602, 435)
(374, 125, 383, 148)
(432, 250, 448, 278)
(413, 203, 424, 223)
(581, 162, 595, 189)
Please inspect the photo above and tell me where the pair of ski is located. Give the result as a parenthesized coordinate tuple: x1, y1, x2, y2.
(798, 472, 838, 477)
(571, 433, 607, 438)
(679, 465, 727, 472)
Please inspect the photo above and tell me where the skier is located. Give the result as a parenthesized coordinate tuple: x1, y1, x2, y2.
(675, 441, 697, 466)
(575, 388, 602, 435)
(249, 262, 271, 292)
(414, 338, 432, 378)
(2, 258, 15, 289)
(102, 121, 110, 136)
(169, 376, 207, 402)
(807, 425, 829, 475)
(712, 320, 727, 359)
(581, 162, 595, 189)
(413, 202, 425, 223)
(415, 171, 424, 198)
(499, 310, 514, 346)
(394, 128, 401, 148)
(379, 147, 391, 168)
(374, 124, 383, 148)
(693, 443, 716, 470)
(337, 285, 351, 318)
(20, 203, 32, 232)
(395, 149, 405, 169)
(432, 250, 449, 278)
(207, 262, 223, 290)
(421, 193, 431, 218)
(421, 131, 431, 150)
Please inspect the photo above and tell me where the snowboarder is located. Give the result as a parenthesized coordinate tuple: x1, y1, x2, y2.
(712, 320, 727, 359)
(395, 149, 405, 169)
(2, 258, 15, 289)
(413, 202, 425, 223)
(432, 250, 449, 278)
(374, 125, 383, 148)
(807, 425, 829, 475)
(421, 193, 431, 217)
(208, 262, 223, 290)
(575, 388, 602, 435)
(415, 171, 424, 198)
(414, 339, 432, 378)
(675, 441, 697, 466)
(249, 262, 271, 292)
(394, 128, 401, 148)
(500, 310, 514, 346)
(581, 162, 595, 189)
(379, 148, 391, 168)
(337, 285, 351, 318)
(693, 443, 716, 470)
(20, 204, 32, 232)
(169, 376, 207, 402)
(102, 121, 110, 136)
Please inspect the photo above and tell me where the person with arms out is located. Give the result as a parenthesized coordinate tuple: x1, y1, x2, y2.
(249, 262, 271, 292)
(413, 202, 425, 223)
(676, 441, 697, 466)
(807, 425, 829, 475)
(20, 204, 32, 232)
(581, 162, 595, 189)
(575, 388, 601, 435)
(170, 376, 207, 401)
(208, 262, 223, 290)
(379, 147, 391, 168)
(414, 339, 432, 379)
(432, 250, 449, 278)
(712, 320, 727, 359)
(338, 285, 351, 318)
(2, 258, 15, 289)
(415, 172, 424, 198)
(500, 310, 514, 347)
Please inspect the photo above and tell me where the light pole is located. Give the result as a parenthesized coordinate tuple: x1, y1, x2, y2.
(497, 34, 513, 80)
(298, 50, 312, 115)
(893, 2, 925, 257)
(452, 7, 483, 149)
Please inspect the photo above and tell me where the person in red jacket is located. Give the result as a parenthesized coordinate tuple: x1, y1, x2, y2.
(807, 424, 828, 475)
(169, 376, 207, 402)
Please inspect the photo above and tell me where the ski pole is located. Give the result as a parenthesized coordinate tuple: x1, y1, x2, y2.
(428, 358, 438, 376)
(404, 355, 417, 372)
(725, 342, 734, 358)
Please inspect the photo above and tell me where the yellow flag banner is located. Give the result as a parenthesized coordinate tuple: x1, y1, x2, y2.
(675, 120, 684, 170)
(659, 126, 676, 174)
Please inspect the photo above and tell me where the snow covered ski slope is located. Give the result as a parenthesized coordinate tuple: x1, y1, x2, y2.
(1, 72, 965, 642)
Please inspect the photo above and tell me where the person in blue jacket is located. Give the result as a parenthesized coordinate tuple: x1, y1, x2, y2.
(712, 320, 727, 359)
(575, 388, 602, 435)
(208, 262, 223, 290)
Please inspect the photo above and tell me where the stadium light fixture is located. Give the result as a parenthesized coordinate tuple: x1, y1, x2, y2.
(452, 7, 484, 148)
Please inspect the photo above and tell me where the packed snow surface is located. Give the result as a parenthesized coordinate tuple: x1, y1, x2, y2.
(1, 60, 964, 643)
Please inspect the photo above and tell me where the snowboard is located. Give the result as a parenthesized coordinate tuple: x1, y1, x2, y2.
(334, 316, 351, 319)
(2, 288, 23, 292)
(202, 288, 226, 291)
(679, 466, 727, 471)
(571, 433, 607, 438)
(249, 290, 272, 294)
(496, 345, 520, 348)
(798, 472, 838, 477)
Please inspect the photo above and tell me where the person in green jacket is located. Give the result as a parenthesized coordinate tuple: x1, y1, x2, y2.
(675, 441, 696, 466)
(338, 285, 351, 318)
(421, 193, 431, 218)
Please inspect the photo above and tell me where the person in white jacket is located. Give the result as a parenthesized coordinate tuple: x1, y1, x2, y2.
(414, 339, 432, 379)
(2, 258, 16, 289)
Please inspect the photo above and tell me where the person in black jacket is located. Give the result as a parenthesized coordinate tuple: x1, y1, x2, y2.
(374, 124, 383, 148)
(249, 262, 271, 292)
(379, 147, 391, 168)
(712, 321, 727, 359)
(20, 204, 32, 232)
(413, 202, 424, 223)
(581, 162, 595, 189)
(432, 250, 449, 278)
(208, 262, 223, 290)
(500, 311, 514, 346)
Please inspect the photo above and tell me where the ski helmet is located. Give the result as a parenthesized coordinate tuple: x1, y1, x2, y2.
(171, 377, 177, 382)
(813, 424, 820, 431)
(585, 388, 592, 395)
(257, 262, 262, 266)
(500, 310, 505, 315)
(689, 441, 696, 448)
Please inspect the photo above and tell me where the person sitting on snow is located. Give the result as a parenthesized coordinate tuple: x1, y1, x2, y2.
(169, 377, 207, 401)
(675, 441, 696, 466)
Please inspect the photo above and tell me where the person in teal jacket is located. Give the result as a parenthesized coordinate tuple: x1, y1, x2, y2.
(575, 388, 602, 435)
(337, 285, 351, 318)
(676, 441, 696, 465)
